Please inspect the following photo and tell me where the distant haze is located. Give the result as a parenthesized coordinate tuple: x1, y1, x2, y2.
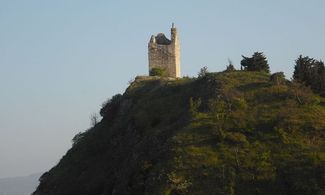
(0, 173, 41, 195)
(1, 0, 325, 178)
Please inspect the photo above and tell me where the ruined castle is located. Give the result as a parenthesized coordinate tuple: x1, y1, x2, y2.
(148, 24, 181, 78)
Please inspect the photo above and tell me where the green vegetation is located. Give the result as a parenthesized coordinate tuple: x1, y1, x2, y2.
(34, 71, 325, 195)
(293, 55, 325, 96)
(149, 67, 167, 76)
(198, 66, 209, 78)
(225, 59, 236, 72)
(270, 72, 286, 85)
(241, 52, 270, 73)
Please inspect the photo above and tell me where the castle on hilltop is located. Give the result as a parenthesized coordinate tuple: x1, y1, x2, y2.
(148, 24, 181, 78)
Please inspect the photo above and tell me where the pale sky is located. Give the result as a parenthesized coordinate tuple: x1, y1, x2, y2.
(1, 0, 325, 178)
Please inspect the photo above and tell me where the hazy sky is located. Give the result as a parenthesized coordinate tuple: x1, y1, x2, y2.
(1, 0, 325, 178)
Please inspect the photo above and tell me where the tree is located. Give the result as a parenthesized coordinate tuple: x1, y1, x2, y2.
(293, 55, 315, 85)
(293, 55, 325, 95)
(90, 113, 100, 127)
(198, 66, 209, 78)
(315, 61, 325, 95)
(241, 52, 270, 73)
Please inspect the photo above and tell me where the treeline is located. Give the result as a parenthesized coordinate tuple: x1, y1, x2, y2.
(224, 52, 324, 96)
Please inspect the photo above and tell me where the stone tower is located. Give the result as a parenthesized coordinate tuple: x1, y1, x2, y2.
(148, 23, 181, 78)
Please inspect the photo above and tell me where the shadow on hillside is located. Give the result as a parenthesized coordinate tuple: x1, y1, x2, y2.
(237, 82, 270, 91)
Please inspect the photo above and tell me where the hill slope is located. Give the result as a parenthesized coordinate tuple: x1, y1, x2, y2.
(33, 71, 325, 195)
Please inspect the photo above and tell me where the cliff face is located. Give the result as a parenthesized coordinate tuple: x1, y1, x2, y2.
(33, 71, 325, 195)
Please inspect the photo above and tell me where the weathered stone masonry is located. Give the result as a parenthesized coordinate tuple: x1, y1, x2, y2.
(148, 24, 181, 78)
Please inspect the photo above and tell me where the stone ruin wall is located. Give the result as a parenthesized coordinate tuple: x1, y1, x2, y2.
(148, 25, 180, 78)
(148, 44, 177, 77)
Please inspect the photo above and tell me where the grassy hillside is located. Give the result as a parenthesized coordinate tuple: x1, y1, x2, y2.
(33, 71, 325, 195)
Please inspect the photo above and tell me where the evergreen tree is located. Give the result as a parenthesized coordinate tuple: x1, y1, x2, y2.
(293, 55, 315, 86)
(198, 66, 209, 78)
(241, 52, 270, 73)
(293, 55, 325, 95)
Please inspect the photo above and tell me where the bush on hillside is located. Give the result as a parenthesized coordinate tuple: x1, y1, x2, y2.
(225, 59, 236, 72)
(149, 67, 167, 76)
(100, 94, 123, 118)
(270, 72, 286, 85)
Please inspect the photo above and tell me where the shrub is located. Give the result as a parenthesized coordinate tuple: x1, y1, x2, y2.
(149, 67, 167, 76)
(288, 82, 319, 105)
(72, 132, 86, 146)
(225, 59, 236, 72)
(225, 64, 236, 72)
(100, 94, 123, 118)
(270, 72, 286, 85)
